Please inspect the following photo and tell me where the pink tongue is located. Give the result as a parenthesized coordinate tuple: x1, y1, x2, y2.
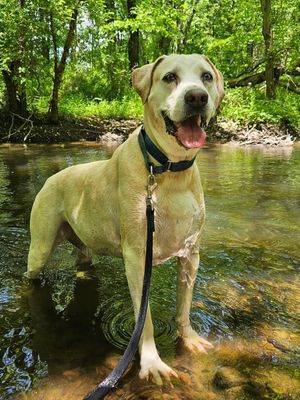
(175, 117, 206, 149)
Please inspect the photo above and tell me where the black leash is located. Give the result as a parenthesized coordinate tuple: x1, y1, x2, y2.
(84, 199, 155, 400)
(84, 126, 195, 399)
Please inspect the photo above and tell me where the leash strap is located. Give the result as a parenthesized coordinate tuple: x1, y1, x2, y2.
(138, 126, 196, 174)
(84, 124, 194, 399)
(84, 198, 155, 400)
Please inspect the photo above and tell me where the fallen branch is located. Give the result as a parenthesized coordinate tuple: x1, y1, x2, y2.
(8, 114, 15, 140)
(285, 68, 300, 77)
(23, 118, 34, 142)
(279, 81, 300, 94)
(218, 120, 297, 146)
(233, 48, 287, 80)
(227, 66, 297, 88)
(228, 68, 283, 87)
(2, 112, 34, 141)
(228, 71, 266, 87)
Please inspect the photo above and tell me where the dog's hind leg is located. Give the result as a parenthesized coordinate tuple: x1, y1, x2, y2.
(27, 188, 63, 280)
(60, 221, 92, 268)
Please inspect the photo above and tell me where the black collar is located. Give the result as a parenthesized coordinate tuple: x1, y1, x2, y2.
(138, 126, 196, 174)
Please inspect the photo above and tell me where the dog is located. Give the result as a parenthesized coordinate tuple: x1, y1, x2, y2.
(27, 54, 224, 384)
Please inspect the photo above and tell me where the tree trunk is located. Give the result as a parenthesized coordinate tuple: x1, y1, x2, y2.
(127, 0, 139, 70)
(158, 36, 171, 55)
(2, 64, 19, 114)
(261, 0, 276, 99)
(2, 61, 27, 117)
(48, 7, 79, 122)
(48, 73, 61, 123)
(2, 0, 28, 117)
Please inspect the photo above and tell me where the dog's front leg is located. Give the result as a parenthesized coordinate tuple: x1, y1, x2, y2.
(123, 246, 178, 384)
(176, 252, 213, 353)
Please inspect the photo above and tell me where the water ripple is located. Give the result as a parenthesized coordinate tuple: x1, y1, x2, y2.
(99, 294, 177, 353)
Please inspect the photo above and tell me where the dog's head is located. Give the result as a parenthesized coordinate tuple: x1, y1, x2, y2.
(132, 54, 224, 153)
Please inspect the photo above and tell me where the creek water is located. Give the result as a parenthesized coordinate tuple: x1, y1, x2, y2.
(0, 142, 299, 400)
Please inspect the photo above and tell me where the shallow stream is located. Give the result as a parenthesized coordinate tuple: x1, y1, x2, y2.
(0, 142, 299, 399)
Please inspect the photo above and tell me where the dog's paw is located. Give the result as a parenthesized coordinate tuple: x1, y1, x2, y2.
(181, 329, 213, 354)
(24, 270, 41, 280)
(139, 356, 178, 385)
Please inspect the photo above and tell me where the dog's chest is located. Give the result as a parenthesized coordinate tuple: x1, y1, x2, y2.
(153, 190, 204, 263)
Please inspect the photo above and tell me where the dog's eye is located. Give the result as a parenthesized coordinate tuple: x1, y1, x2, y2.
(202, 72, 213, 82)
(163, 72, 177, 83)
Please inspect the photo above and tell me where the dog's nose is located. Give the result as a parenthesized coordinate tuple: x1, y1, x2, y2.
(185, 89, 208, 110)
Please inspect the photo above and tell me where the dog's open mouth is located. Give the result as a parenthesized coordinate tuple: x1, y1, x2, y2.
(162, 112, 206, 149)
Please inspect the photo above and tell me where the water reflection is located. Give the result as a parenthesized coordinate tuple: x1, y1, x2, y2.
(0, 142, 299, 399)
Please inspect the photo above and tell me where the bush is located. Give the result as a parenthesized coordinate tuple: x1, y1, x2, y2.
(34, 91, 143, 119)
(221, 86, 299, 130)
(33, 86, 299, 131)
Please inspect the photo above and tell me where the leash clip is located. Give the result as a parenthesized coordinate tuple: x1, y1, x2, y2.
(146, 165, 157, 210)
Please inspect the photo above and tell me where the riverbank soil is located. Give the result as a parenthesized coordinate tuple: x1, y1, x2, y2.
(0, 114, 298, 145)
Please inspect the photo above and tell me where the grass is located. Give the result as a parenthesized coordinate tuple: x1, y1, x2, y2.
(221, 86, 299, 130)
(34, 86, 299, 131)
(34, 91, 143, 120)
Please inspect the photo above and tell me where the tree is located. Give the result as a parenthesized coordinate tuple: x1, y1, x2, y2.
(127, 0, 140, 70)
(260, 0, 276, 99)
(48, 1, 81, 122)
(0, 0, 299, 126)
(1, 0, 28, 116)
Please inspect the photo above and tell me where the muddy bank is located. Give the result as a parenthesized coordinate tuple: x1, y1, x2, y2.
(0, 115, 139, 144)
(0, 114, 298, 145)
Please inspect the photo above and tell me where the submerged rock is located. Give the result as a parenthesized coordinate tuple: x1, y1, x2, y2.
(103, 353, 121, 370)
(213, 366, 244, 389)
(62, 368, 81, 379)
(246, 370, 300, 400)
(257, 323, 300, 356)
(224, 386, 245, 400)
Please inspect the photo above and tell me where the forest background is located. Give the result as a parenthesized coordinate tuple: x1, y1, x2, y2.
(0, 0, 299, 142)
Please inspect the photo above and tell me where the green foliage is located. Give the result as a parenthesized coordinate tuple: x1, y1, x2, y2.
(0, 0, 299, 128)
(222, 87, 300, 129)
(33, 87, 299, 130)
(34, 92, 143, 119)
(58, 93, 143, 119)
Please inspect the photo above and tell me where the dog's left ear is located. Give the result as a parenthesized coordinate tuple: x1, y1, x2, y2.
(132, 56, 166, 103)
(202, 55, 225, 108)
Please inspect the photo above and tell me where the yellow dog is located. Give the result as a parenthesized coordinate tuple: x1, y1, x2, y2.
(27, 54, 224, 384)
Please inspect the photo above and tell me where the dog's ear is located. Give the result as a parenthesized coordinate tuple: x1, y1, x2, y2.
(132, 56, 166, 103)
(202, 55, 225, 108)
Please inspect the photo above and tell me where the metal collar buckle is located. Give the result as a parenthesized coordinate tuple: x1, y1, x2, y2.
(146, 165, 157, 210)
(167, 161, 172, 171)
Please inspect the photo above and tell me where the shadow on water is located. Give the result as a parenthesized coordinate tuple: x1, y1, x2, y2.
(27, 276, 107, 373)
(0, 142, 299, 399)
